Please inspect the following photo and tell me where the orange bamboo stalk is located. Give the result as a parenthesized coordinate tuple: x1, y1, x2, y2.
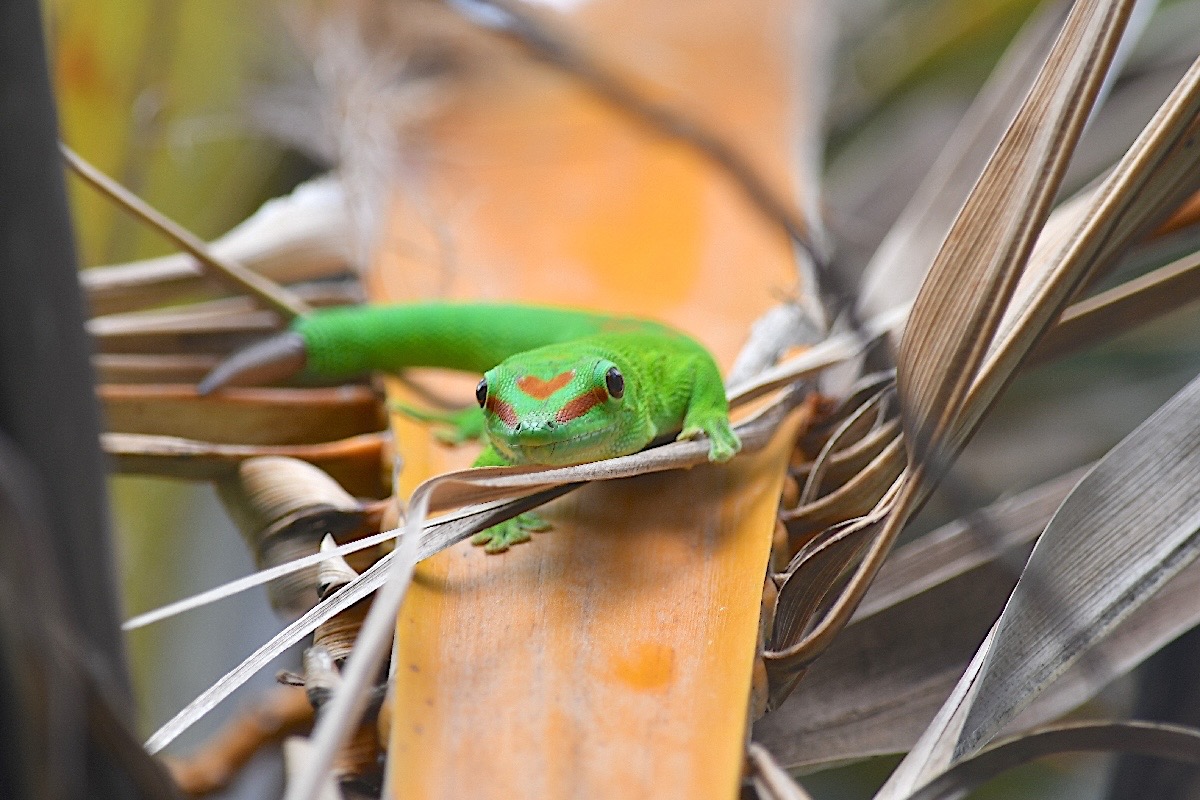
(374, 1, 806, 796)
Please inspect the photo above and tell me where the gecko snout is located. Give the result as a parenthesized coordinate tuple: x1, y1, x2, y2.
(513, 418, 561, 441)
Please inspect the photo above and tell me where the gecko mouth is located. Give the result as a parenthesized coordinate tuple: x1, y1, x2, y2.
(503, 425, 621, 465)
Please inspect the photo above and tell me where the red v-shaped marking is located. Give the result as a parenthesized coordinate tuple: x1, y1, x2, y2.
(517, 371, 575, 400)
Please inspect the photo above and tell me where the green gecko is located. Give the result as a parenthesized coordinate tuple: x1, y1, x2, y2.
(200, 302, 740, 552)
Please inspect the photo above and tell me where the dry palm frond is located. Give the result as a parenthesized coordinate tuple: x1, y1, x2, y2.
(756, 470, 1079, 770)
(762, 0, 1139, 699)
(82, 175, 357, 317)
(62, 145, 311, 318)
(879, 369, 1200, 795)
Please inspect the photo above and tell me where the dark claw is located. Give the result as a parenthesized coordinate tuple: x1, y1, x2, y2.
(197, 331, 308, 395)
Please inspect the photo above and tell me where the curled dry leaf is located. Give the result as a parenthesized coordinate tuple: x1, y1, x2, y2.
(878, 369, 1200, 796)
(794, 419, 902, 502)
(798, 383, 895, 505)
(903, 721, 1200, 800)
(217, 457, 382, 614)
(798, 374, 894, 459)
(754, 470, 1083, 771)
(782, 435, 905, 548)
(760, 0, 1137, 716)
(764, 514, 890, 707)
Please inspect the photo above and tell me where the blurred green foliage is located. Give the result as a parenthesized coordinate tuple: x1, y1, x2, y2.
(43, 0, 297, 736)
(46, 0, 285, 266)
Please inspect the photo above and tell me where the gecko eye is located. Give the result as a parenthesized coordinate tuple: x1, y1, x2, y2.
(604, 367, 625, 399)
(475, 378, 488, 407)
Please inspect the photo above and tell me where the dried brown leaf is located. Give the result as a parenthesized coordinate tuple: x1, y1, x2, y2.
(754, 471, 1079, 770)
(962, 52, 1200, 441)
(879, 369, 1200, 796)
(760, 0, 1136, 702)
(858, 0, 1070, 319)
(81, 176, 354, 316)
(903, 721, 1200, 800)
(1032, 243, 1200, 364)
(897, 0, 1134, 456)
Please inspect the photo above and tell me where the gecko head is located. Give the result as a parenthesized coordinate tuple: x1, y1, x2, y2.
(476, 351, 646, 466)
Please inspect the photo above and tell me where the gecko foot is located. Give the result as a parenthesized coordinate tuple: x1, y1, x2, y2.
(390, 402, 486, 446)
(678, 418, 742, 463)
(470, 512, 552, 554)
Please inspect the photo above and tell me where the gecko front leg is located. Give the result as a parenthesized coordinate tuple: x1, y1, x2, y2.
(390, 402, 486, 445)
(676, 371, 742, 463)
(468, 444, 552, 553)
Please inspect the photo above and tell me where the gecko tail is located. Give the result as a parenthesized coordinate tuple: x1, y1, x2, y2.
(197, 331, 308, 395)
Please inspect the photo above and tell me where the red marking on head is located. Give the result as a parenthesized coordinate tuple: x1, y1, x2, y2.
(517, 371, 575, 400)
(555, 387, 608, 424)
(485, 395, 519, 427)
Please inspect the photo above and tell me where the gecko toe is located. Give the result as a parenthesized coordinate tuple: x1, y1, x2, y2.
(471, 512, 550, 554)
(705, 422, 742, 463)
(678, 420, 741, 462)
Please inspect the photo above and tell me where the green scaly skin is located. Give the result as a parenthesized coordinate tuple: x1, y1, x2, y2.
(293, 303, 740, 553)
